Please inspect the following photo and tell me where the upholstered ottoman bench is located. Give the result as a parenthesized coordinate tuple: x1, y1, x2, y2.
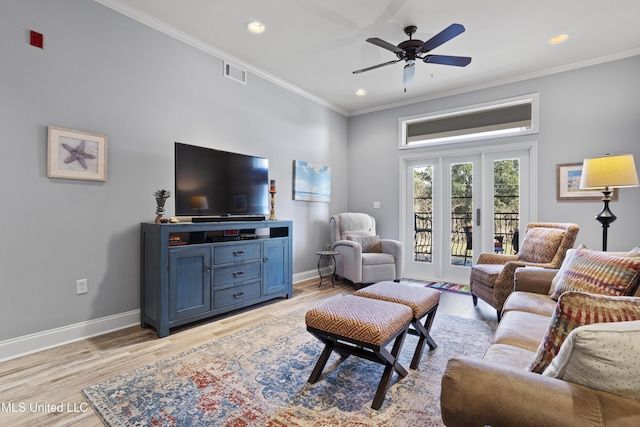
(305, 295, 413, 410)
(354, 281, 440, 369)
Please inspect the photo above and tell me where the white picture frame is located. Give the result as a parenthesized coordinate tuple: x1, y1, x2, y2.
(47, 126, 108, 181)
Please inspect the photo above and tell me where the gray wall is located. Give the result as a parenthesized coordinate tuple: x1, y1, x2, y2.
(348, 55, 640, 252)
(2, 0, 639, 347)
(0, 0, 348, 341)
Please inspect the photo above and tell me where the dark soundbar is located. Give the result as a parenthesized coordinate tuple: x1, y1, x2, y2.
(192, 216, 266, 223)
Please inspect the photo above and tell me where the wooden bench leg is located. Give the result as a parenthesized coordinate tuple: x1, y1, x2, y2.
(307, 323, 411, 410)
(407, 304, 439, 369)
(307, 332, 352, 383)
(307, 341, 334, 383)
(371, 328, 408, 410)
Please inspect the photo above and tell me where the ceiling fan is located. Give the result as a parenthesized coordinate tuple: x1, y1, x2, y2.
(353, 23, 472, 91)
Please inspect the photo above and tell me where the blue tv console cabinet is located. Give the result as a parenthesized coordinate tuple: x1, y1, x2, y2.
(140, 220, 293, 337)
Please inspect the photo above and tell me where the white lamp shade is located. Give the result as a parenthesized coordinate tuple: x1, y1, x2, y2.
(579, 154, 639, 189)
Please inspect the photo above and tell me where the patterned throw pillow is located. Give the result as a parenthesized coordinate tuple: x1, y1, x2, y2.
(548, 245, 586, 295)
(527, 292, 640, 373)
(518, 228, 565, 263)
(550, 249, 640, 301)
(346, 235, 382, 253)
(542, 320, 640, 402)
(548, 245, 640, 295)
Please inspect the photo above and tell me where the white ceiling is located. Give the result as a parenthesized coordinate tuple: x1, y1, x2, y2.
(97, 0, 640, 116)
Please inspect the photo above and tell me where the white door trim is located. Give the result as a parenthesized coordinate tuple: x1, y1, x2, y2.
(399, 140, 538, 281)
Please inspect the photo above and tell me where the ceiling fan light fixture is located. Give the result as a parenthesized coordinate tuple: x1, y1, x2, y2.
(548, 33, 569, 45)
(247, 21, 265, 34)
(355, 89, 367, 96)
(403, 60, 416, 85)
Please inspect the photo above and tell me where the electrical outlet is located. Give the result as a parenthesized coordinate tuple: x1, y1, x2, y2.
(76, 279, 88, 295)
(373, 201, 381, 209)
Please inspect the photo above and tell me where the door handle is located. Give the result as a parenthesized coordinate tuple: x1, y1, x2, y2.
(476, 208, 481, 226)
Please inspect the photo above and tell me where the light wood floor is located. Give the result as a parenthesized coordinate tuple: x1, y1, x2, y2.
(0, 278, 497, 427)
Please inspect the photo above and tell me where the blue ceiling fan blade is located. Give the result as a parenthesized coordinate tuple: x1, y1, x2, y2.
(420, 23, 465, 53)
(423, 55, 472, 67)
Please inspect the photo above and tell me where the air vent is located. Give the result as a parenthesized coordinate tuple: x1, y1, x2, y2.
(223, 61, 248, 85)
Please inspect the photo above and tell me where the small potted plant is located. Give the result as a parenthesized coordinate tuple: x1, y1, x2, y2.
(154, 189, 171, 222)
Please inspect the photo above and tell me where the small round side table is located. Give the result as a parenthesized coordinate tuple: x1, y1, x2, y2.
(315, 250, 339, 287)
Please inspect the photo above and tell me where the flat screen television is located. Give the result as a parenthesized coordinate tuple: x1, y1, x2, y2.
(174, 142, 269, 219)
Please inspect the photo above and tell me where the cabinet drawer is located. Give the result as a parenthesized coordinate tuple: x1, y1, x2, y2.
(214, 243, 260, 265)
(214, 281, 261, 310)
(213, 261, 261, 287)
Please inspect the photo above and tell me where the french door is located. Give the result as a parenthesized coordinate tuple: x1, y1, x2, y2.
(401, 144, 534, 283)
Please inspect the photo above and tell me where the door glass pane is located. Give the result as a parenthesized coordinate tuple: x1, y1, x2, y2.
(413, 166, 433, 263)
(494, 159, 520, 255)
(451, 163, 473, 266)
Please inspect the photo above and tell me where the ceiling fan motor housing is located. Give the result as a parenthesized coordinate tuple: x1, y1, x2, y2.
(397, 39, 424, 60)
(397, 26, 422, 60)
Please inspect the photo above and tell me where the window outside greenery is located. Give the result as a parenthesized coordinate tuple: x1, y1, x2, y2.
(413, 159, 520, 262)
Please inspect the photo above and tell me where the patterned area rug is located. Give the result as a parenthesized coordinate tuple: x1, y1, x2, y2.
(425, 281, 471, 295)
(82, 301, 495, 426)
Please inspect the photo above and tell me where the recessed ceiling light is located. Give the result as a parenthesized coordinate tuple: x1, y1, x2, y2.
(548, 33, 570, 45)
(247, 21, 265, 34)
(355, 89, 367, 96)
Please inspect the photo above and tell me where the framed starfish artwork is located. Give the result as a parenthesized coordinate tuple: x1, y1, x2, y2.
(47, 126, 108, 181)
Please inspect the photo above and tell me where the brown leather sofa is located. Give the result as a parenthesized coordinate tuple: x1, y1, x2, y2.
(440, 267, 640, 427)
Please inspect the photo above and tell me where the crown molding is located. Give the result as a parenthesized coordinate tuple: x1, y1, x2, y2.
(93, 0, 348, 116)
(348, 48, 640, 116)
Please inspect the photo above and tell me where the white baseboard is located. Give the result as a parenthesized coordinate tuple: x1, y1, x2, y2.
(294, 265, 337, 284)
(293, 268, 321, 283)
(0, 310, 140, 362)
(0, 271, 326, 362)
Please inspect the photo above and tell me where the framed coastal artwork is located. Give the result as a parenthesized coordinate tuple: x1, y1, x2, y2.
(293, 160, 331, 202)
(47, 126, 108, 181)
(556, 162, 618, 201)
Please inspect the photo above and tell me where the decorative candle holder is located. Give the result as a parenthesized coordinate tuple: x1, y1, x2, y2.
(269, 191, 277, 220)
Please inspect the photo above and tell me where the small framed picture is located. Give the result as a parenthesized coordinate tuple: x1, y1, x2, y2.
(556, 163, 618, 201)
(293, 160, 331, 203)
(47, 126, 108, 181)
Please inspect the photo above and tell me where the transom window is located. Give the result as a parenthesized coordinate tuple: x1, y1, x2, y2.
(400, 94, 539, 148)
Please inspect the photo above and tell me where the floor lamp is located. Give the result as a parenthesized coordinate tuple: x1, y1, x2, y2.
(579, 154, 639, 251)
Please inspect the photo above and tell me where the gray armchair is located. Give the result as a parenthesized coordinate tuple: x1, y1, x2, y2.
(329, 213, 403, 286)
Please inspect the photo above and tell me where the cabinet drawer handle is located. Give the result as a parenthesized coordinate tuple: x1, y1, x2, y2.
(233, 271, 244, 278)
(233, 250, 245, 256)
(204, 265, 211, 272)
(233, 292, 245, 299)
